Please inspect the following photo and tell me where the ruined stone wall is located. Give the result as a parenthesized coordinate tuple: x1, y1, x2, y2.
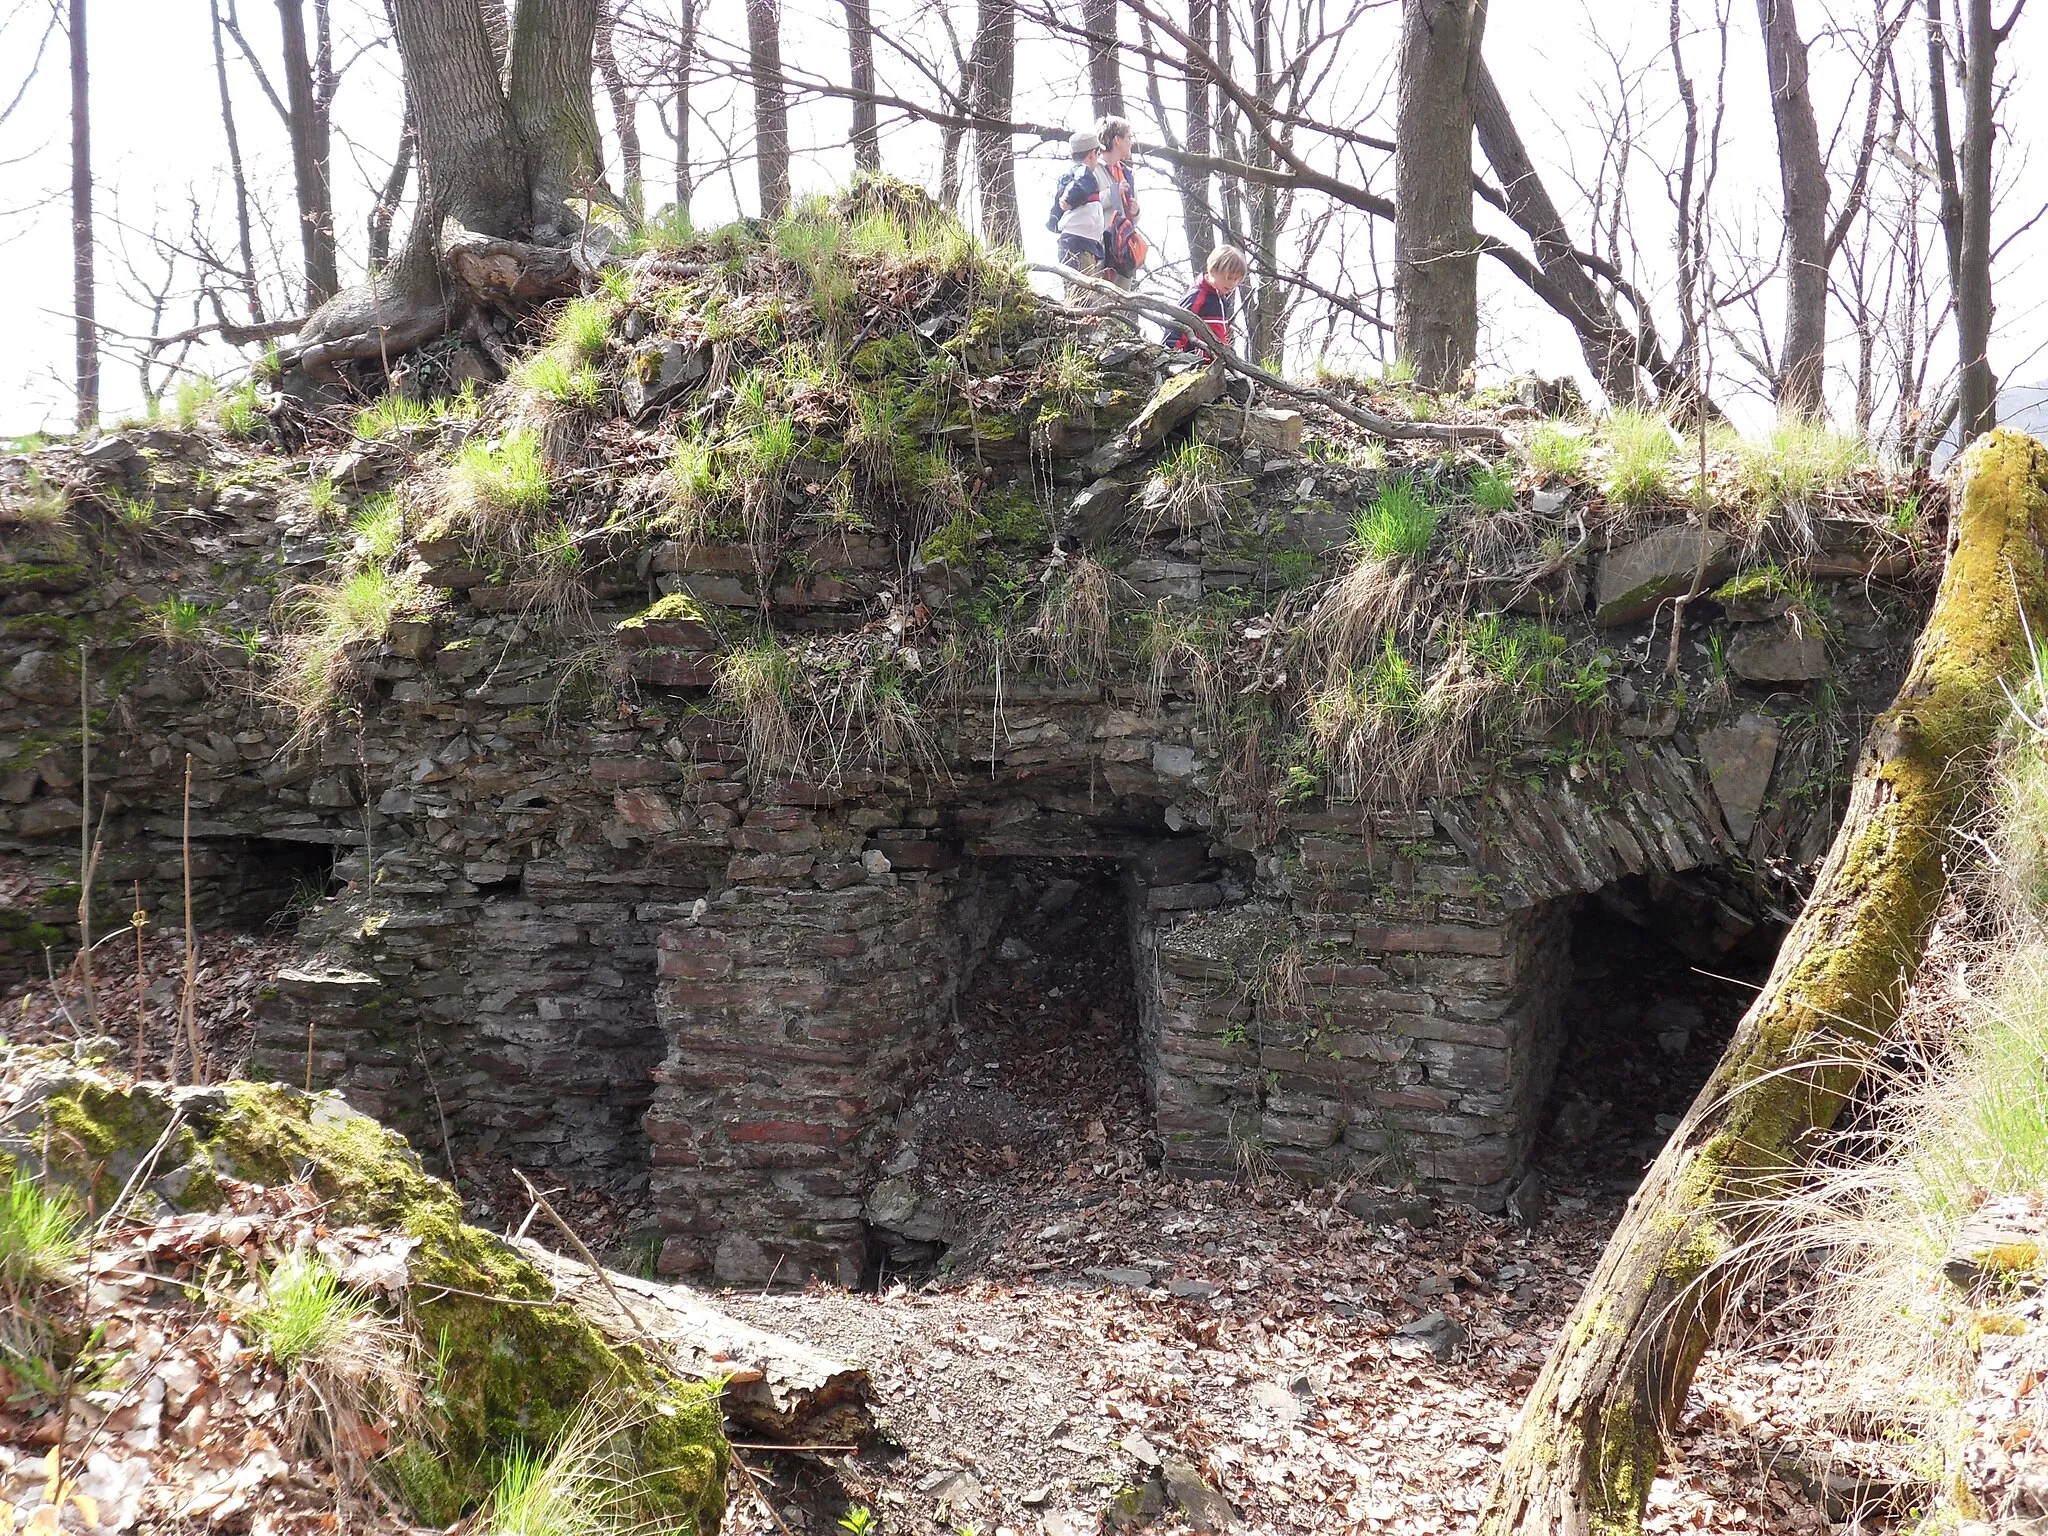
(3, 309, 1935, 1287)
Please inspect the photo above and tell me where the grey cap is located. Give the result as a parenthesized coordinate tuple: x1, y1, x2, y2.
(1069, 128, 1102, 156)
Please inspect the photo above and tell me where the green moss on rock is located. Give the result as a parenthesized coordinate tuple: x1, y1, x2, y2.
(5, 1069, 728, 1531)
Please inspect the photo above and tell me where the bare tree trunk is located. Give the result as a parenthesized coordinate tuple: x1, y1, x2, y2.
(844, 0, 880, 172)
(1084, 0, 1123, 116)
(1473, 60, 1636, 403)
(745, 0, 790, 218)
(509, 0, 604, 222)
(1247, 0, 1282, 363)
(1480, 429, 2048, 1536)
(277, 0, 339, 306)
(595, 2, 644, 215)
(671, 0, 697, 215)
(288, 0, 610, 386)
(209, 0, 266, 323)
(969, 0, 1019, 246)
(69, 0, 95, 430)
(1394, 0, 1487, 390)
(369, 105, 415, 269)
(1178, 0, 1215, 271)
(1955, 0, 1998, 439)
(1756, 0, 1828, 416)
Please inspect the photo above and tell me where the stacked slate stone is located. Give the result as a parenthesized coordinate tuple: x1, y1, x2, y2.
(0, 199, 1934, 1283)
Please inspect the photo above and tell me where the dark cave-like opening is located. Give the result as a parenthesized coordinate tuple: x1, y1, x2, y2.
(864, 856, 1154, 1279)
(1533, 877, 1786, 1197)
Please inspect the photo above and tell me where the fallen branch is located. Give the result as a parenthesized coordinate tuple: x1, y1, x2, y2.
(1027, 262, 1504, 446)
(1479, 428, 2048, 1534)
(514, 1238, 874, 1445)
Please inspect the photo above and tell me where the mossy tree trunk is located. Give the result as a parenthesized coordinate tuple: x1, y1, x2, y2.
(1479, 429, 2048, 1536)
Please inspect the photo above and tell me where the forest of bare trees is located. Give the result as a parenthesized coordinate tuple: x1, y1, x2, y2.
(0, 0, 2036, 452)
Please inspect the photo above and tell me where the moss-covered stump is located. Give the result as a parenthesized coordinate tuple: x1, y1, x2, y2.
(1478, 429, 2048, 1536)
(0, 1056, 729, 1532)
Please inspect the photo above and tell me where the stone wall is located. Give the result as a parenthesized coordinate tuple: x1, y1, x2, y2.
(2, 333, 1934, 1284)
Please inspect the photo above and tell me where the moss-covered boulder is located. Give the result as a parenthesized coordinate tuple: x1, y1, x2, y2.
(0, 1059, 729, 1531)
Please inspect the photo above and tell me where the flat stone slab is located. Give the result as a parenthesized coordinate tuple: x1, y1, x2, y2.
(1699, 712, 1782, 842)
(1727, 616, 1830, 681)
(1594, 526, 1734, 625)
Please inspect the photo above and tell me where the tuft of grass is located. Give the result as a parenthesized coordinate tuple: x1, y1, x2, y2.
(241, 1254, 418, 1469)
(0, 1171, 83, 1295)
(276, 565, 427, 737)
(307, 476, 340, 520)
(485, 1396, 635, 1536)
(449, 431, 550, 525)
(172, 376, 218, 430)
(514, 351, 604, 409)
(218, 377, 263, 439)
(1137, 602, 1225, 725)
(1525, 420, 1589, 481)
(1467, 463, 1516, 513)
(1026, 553, 1116, 678)
(245, 1255, 373, 1369)
(1725, 419, 1869, 517)
(1146, 441, 1240, 532)
(552, 296, 614, 365)
(107, 489, 157, 527)
(353, 392, 435, 441)
(717, 637, 801, 775)
(622, 203, 694, 256)
(149, 596, 208, 644)
(1599, 409, 1677, 510)
(350, 495, 403, 565)
(1350, 477, 1440, 561)
(1035, 338, 1104, 417)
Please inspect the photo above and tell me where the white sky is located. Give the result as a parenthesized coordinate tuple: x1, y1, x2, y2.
(0, 0, 2041, 438)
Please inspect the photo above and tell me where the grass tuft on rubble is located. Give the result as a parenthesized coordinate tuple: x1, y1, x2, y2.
(0, 1169, 82, 1294)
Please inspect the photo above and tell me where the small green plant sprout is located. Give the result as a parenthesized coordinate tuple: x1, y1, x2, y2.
(1467, 462, 1516, 513)
(148, 597, 209, 645)
(1351, 476, 1440, 561)
(1380, 356, 1419, 387)
(1525, 419, 1590, 481)
(1887, 489, 1923, 534)
(0, 1170, 83, 1295)
(352, 392, 434, 441)
(1599, 409, 1677, 509)
(838, 1506, 879, 1536)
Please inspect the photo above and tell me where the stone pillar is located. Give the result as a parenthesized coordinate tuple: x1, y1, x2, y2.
(645, 870, 969, 1285)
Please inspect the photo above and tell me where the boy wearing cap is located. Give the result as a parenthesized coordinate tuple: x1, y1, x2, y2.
(1051, 129, 1107, 283)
